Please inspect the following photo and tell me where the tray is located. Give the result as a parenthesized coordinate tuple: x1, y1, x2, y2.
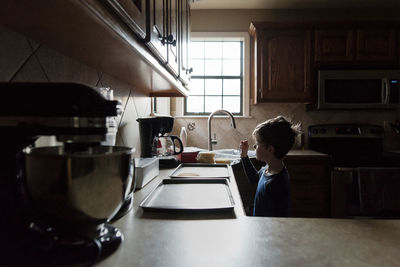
(169, 163, 231, 179)
(139, 178, 235, 211)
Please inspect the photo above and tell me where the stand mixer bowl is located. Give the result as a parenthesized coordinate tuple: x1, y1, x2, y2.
(23, 145, 135, 237)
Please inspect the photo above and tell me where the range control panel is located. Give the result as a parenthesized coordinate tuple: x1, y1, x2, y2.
(309, 124, 384, 139)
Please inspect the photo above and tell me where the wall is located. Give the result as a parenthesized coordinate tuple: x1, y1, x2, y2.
(172, 8, 400, 151)
(0, 25, 151, 154)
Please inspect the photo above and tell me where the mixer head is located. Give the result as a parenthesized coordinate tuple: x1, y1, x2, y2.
(0, 82, 122, 149)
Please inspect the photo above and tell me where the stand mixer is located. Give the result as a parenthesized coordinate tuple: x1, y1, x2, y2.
(0, 82, 134, 265)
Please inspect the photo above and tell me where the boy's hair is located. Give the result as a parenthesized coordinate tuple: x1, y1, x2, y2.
(252, 116, 300, 159)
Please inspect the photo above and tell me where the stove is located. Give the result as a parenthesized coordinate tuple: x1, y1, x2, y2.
(309, 124, 399, 167)
(309, 124, 400, 218)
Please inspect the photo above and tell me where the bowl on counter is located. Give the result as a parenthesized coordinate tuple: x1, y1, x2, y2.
(23, 145, 135, 236)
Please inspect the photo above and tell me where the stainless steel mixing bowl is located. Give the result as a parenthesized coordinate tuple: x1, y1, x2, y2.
(24, 146, 135, 235)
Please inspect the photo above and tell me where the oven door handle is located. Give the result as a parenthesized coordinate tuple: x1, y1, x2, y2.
(382, 78, 390, 104)
(333, 167, 359, 172)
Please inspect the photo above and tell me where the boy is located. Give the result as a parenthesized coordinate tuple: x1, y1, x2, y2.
(239, 116, 299, 217)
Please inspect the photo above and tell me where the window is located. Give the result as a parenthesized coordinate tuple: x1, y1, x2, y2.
(183, 33, 249, 116)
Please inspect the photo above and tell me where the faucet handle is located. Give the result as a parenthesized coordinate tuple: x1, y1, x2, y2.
(211, 133, 218, 145)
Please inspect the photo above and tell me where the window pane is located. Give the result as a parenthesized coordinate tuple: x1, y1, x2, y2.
(205, 59, 221, 75)
(223, 96, 241, 113)
(205, 42, 222, 58)
(191, 59, 204, 76)
(186, 96, 204, 113)
(205, 79, 222, 95)
(189, 79, 204, 95)
(205, 96, 222, 112)
(223, 59, 240, 76)
(186, 39, 243, 115)
(223, 42, 241, 59)
(223, 79, 241, 95)
(190, 42, 204, 59)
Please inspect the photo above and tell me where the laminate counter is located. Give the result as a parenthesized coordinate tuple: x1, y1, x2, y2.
(98, 168, 400, 267)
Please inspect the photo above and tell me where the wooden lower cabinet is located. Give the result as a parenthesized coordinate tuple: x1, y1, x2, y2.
(284, 154, 331, 218)
(233, 152, 331, 218)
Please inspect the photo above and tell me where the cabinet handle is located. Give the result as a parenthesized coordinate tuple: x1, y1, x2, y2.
(161, 34, 176, 46)
(183, 67, 193, 74)
(382, 78, 389, 104)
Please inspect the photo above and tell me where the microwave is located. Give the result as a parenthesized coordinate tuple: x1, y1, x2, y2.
(318, 70, 400, 110)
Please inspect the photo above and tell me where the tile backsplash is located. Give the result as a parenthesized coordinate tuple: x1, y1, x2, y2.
(0, 25, 150, 154)
(173, 101, 400, 152)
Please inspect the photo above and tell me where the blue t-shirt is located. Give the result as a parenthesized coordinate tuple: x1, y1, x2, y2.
(241, 157, 291, 217)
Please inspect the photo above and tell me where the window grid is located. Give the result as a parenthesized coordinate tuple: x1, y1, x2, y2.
(184, 40, 243, 116)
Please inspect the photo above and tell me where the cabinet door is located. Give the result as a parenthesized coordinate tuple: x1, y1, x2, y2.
(257, 30, 312, 102)
(166, 0, 179, 76)
(178, 0, 191, 85)
(356, 29, 397, 62)
(148, 0, 168, 63)
(315, 29, 354, 63)
(285, 159, 331, 218)
(105, 0, 147, 39)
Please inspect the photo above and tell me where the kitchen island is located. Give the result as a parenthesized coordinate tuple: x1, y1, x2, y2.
(99, 168, 400, 267)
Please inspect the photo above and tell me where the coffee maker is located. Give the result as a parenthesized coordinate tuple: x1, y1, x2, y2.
(0, 83, 134, 265)
(137, 116, 183, 168)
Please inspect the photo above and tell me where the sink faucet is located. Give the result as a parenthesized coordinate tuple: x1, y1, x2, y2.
(208, 109, 236, 151)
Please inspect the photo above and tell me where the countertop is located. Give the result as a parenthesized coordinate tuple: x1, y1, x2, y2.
(98, 167, 400, 267)
(287, 149, 330, 158)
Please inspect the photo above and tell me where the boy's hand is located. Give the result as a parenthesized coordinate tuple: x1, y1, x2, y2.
(240, 140, 249, 157)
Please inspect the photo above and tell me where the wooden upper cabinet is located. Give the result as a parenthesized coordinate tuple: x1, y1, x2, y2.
(356, 28, 397, 62)
(315, 29, 354, 62)
(105, 0, 147, 39)
(166, 0, 179, 77)
(148, 0, 168, 63)
(102, 0, 192, 87)
(178, 0, 191, 85)
(315, 24, 398, 65)
(251, 24, 312, 103)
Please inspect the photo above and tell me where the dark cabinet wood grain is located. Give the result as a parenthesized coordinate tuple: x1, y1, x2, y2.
(103, 0, 191, 86)
(284, 155, 331, 218)
(166, 0, 179, 76)
(178, 0, 191, 85)
(105, 0, 148, 39)
(233, 152, 331, 218)
(148, 0, 168, 63)
(250, 21, 400, 105)
(356, 28, 397, 62)
(315, 29, 354, 62)
(250, 23, 313, 103)
(315, 25, 398, 65)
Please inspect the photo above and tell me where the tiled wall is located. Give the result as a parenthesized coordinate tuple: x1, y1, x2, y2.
(172, 104, 400, 151)
(0, 25, 151, 154)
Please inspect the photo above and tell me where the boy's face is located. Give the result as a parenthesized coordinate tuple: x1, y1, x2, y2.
(253, 136, 273, 162)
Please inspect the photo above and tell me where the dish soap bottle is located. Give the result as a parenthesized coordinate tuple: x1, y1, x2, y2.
(180, 126, 187, 148)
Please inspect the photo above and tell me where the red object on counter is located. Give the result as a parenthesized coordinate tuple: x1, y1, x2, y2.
(178, 151, 199, 163)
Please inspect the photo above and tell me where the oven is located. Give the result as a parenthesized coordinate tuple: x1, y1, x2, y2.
(309, 124, 400, 219)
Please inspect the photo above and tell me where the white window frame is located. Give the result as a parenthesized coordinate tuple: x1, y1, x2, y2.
(174, 32, 251, 118)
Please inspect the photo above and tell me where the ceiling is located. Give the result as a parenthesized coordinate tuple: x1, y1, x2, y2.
(190, 0, 400, 9)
